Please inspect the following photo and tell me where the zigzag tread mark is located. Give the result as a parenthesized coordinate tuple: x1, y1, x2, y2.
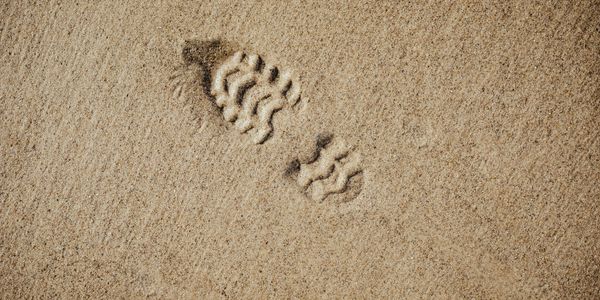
(297, 138, 363, 201)
(211, 50, 302, 144)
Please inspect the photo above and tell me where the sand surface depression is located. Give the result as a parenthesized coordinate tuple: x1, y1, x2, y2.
(1, 1, 599, 298)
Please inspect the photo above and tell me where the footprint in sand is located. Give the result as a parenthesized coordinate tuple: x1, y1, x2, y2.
(286, 133, 364, 203)
(170, 39, 364, 203)
(170, 39, 302, 144)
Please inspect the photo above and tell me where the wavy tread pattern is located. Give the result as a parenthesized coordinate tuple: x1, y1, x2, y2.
(298, 138, 363, 201)
(211, 51, 300, 144)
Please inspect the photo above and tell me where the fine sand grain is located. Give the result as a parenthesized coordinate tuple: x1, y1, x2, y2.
(1, 1, 599, 298)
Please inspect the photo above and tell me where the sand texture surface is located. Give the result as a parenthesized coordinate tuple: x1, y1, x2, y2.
(1, 1, 599, 298)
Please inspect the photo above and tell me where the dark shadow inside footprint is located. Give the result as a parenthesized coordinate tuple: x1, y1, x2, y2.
(181, 39, 238, 103)
(307, 132, 333, 164)
(284, 159, 301, 177)
(173, 39, 242, 131)
(284, 132, 333, 179)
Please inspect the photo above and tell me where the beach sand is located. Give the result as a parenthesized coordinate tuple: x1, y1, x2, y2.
(1, 1, 599, 298)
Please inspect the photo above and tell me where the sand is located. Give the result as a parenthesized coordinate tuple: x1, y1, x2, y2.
(1, 1, 599, 298)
